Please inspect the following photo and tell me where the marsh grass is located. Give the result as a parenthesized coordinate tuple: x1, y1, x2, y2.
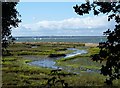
(2, 42, 120, 87)
(8, 42, 80, 56)
(2, 56, 50, 87)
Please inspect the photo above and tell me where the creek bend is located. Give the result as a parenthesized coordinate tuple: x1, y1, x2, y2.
(26, 48, 100, 74)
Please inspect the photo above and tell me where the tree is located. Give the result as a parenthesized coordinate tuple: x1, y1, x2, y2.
(2, 2, 21, 55)
(73, 1, 120, 85)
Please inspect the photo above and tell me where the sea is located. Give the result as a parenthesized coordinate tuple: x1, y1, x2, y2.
(14, 36, 107, 43)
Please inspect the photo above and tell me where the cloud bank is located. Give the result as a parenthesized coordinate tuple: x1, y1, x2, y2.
(12, 16, 115, 36)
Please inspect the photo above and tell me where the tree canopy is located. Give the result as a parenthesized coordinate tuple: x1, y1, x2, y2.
(73, 1, 120, 85)
(2, 2, 21, 55)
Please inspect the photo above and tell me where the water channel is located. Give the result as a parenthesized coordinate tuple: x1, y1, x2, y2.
(27, 48, 100, 74)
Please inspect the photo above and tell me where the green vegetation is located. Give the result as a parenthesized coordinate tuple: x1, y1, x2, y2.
(2, 2, 21, 55)
(7, 42, 84, 56)
(2, 56, 104, 87)
(73, 1, 120, 85)
(2, 42, 120, 87)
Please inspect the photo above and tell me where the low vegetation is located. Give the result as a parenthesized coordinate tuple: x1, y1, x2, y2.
(2, 42, 120, 87)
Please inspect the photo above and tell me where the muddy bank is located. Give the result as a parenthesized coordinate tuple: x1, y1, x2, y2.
(85, 43, 98, 47)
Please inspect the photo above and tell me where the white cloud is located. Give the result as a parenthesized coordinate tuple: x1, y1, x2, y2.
(12, 16, 115, 36)
(23, 16, 112, 30)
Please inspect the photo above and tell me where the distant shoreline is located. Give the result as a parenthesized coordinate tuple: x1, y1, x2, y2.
(14, 36, 106, 44)
(14, 36, 105, 38)
(15, 42, 99, 47)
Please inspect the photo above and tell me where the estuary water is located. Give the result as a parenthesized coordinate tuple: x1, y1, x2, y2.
(14, 36, 107, 43)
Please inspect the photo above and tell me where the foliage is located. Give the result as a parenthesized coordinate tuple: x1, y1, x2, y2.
(73, 1, 120, 85)
(46, 69, 68, 88)
(2, 2, 21, 55)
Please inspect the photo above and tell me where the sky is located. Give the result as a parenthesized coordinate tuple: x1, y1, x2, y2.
(12, 1, 115, 36)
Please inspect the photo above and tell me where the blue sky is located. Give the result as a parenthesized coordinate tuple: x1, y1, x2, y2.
(12, 1, 115, 36)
